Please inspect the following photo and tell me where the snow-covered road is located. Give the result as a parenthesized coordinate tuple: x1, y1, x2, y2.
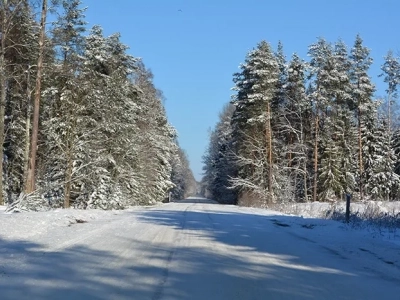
(0, 198, 399, 299)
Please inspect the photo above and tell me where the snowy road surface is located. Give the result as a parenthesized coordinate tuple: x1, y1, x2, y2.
(0, 198, 399, 299)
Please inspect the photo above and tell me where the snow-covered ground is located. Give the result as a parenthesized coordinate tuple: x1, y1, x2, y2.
(0, 199, 399, 299)
(271, 200, 400, 220)
(270, 200, 400, 244)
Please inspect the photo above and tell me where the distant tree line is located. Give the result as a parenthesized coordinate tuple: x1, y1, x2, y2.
(0, 0, 196, 210)
(203, 36, 400, 206)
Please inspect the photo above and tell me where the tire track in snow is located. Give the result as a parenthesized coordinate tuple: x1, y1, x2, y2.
(152, 203, 194, 300)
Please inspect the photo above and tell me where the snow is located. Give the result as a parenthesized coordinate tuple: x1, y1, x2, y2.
(0, 199, 399, 299)
(0, 205, 152, 241)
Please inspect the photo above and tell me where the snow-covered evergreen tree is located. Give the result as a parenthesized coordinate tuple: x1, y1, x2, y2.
(349, 34, 375, 200)
(74, 26, 139, 208)
(0, 1, 190, 211)
(363, 116, 400, 200)
(283, 53, 312, 201)
(171, 147, 197, 200)
(131, 61, 177, 204)
(392, 127, 400, 169)
(231, 40, 279, 204)
(330, 40, 357, 198)
(272, 41, 287, 135)
(380, 51, 400, 137)
(202, 103, 237, 204)
(39, 0, 87, 208)
(1, 1, 39, 204)
(308, 38, 334, 201)
(308, 38, 357, 201)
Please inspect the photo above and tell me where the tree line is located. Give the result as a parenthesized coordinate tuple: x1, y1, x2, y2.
(0, 0, 196, 210)
(202, 36, 400, 206)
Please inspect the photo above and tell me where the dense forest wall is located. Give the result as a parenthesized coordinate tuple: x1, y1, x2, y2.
(0, 0, 196, 210)
(203, 37, 400, 206)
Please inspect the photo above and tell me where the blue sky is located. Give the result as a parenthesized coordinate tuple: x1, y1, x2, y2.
(81, 0, 399, 181)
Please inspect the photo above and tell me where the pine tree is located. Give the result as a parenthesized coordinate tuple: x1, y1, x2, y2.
(380, 51, 400, 139)
(1, 0, 38, 203)
(284, 53, 311, 201)
(308, 38, 356, 201)
(41, 0, 87, 208)
(231, 41, 279, 204)
(0, 1, 39, 203)
(308, 38, 334, 201)
(0, 2, 190, 210)
(349, 34, 375, 200)
(272, 41, 287, 136)
(25, 0, 48, 193)
(51, 0, 86, 63)
(0, 0, 10, 204)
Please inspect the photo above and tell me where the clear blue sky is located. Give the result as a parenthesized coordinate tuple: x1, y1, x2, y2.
(81, 0, 400, 181)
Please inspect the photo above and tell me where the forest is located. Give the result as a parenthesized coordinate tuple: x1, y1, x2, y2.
(203, 37, 400, 206)
(0, 0, 197, 210)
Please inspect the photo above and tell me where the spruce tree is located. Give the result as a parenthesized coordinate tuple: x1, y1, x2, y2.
(349, 34, 375, 200)
(202, 103, 237, 204)
(364, 117, 400, 200)
(171, 147, 197, 200)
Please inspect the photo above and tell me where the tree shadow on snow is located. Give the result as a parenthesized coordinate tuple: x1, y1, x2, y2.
(0, 237, 174, 300)
(0, 203, 398, 300)
(133, 205, 399, 299)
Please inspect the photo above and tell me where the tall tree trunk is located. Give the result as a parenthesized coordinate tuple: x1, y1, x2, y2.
(0, 1, 8, 205)
(313, 114, 319, 202)
(25, 0, 47, 193)
(266, 101, 273, 203)
(0, 63, 5, 206)
(23, 66, 31, 188)
(358, 103, 363, 201)
(303, 161, 308, 201)
(288, 134, 292, 168)
(64, 105, 75, 208)
(387, 92, 392, 202)
(300, 119, 308, 202)
(64, 145, 73, 208)
(388, 92, 392, 144)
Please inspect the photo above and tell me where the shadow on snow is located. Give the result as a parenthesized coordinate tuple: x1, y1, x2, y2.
(0, 198, 397, 299)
